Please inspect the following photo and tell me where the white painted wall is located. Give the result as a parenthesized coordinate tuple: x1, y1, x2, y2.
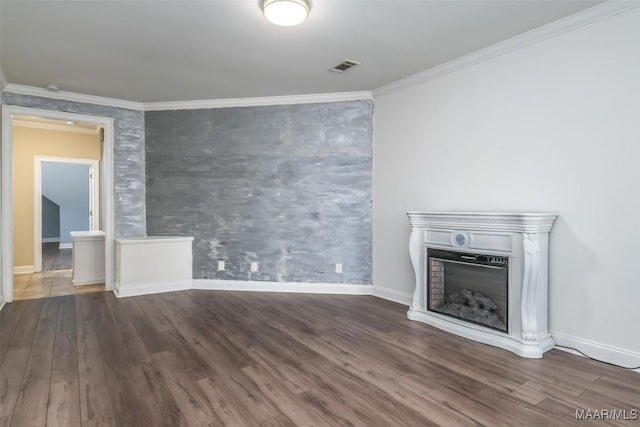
(373, 7, 640, 363)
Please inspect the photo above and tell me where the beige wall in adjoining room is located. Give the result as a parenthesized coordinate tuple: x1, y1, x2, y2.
(13, 125, 101, 268)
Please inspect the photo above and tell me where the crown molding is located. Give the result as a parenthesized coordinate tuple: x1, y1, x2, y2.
(13, 119, 101, 135)
(3, 83, 372, 112)
(143, 91, 373, 111)
(373, 0, 640, 98)
(3, 83, 144, 110)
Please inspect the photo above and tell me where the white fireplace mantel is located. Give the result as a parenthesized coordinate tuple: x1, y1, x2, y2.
(407, 211, 557, 358)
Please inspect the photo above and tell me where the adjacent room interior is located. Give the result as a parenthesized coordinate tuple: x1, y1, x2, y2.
(1, 1, 639, 426)
(10, 117, 105, 300)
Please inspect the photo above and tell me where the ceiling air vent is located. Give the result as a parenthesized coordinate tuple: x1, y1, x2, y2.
(329, 59, 360, 73)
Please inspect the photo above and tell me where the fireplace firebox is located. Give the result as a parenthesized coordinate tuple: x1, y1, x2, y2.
(427, 248, 508, 333)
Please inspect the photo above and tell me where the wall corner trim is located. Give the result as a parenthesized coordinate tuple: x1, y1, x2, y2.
(373, 1, 640, 98)
(0, 67, 8, 91)
(143, 91, 374, 111)
(3, 84, 145, 110)
(551, 330, 640, 370)
(372, 285, 412, 306)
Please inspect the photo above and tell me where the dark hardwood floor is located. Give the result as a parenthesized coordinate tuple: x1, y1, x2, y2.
(42, 242, 72, 271)
(0, 290, 638, 426)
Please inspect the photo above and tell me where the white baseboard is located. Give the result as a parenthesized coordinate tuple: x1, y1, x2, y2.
(42, 237, 60, 243)
(58, 243, 72, 249)
(372, 285, 412, 305)
(73, 279, 104, 287)
(0, 294, 6, 312)
(193, 279, 373, 295)
(13, 265, 35, 275)
(113, 281, 192, 298)
(552, 330, 640, 370)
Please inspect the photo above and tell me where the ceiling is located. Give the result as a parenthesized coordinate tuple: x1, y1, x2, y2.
(1, 0, 602, 103)
(13, 115, 102, 134)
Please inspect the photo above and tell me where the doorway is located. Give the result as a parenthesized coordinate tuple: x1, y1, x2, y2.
(1, 106, 115, 304)
(35, 156, 100, 272)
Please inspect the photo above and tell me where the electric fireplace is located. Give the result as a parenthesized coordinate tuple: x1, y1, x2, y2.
(406, 212, 557, 358)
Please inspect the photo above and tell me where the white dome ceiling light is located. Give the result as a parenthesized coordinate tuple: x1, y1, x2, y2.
(263, 0, 310, 27)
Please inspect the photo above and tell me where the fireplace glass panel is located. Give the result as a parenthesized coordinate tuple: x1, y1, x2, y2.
(428, 249, 508, 332)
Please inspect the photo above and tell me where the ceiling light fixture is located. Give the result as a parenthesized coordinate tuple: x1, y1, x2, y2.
(263, 0, 309, 27)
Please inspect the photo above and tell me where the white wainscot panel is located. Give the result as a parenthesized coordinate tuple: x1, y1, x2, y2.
(114, 236, 194, 297)
(71, 231, 105, 286)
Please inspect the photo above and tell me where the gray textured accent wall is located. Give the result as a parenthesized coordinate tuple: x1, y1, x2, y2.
(2, 93, 146, 237)
(145, 101, 373, 284)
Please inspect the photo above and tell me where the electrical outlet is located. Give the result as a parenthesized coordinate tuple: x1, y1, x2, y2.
(217, 260, 225, 271)
(336, 263, 343, 273)
(250, 262, 258, 272)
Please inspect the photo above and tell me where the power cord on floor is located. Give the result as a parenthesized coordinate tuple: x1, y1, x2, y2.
(555, 345, 640, 370)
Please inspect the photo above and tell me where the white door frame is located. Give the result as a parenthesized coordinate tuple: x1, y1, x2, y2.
(34, 156, 100, 272)
(1, 105, 115, 302)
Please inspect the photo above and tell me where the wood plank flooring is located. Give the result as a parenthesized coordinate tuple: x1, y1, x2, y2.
(0, 290, 638, 426)
(42, 242, 72, 271)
